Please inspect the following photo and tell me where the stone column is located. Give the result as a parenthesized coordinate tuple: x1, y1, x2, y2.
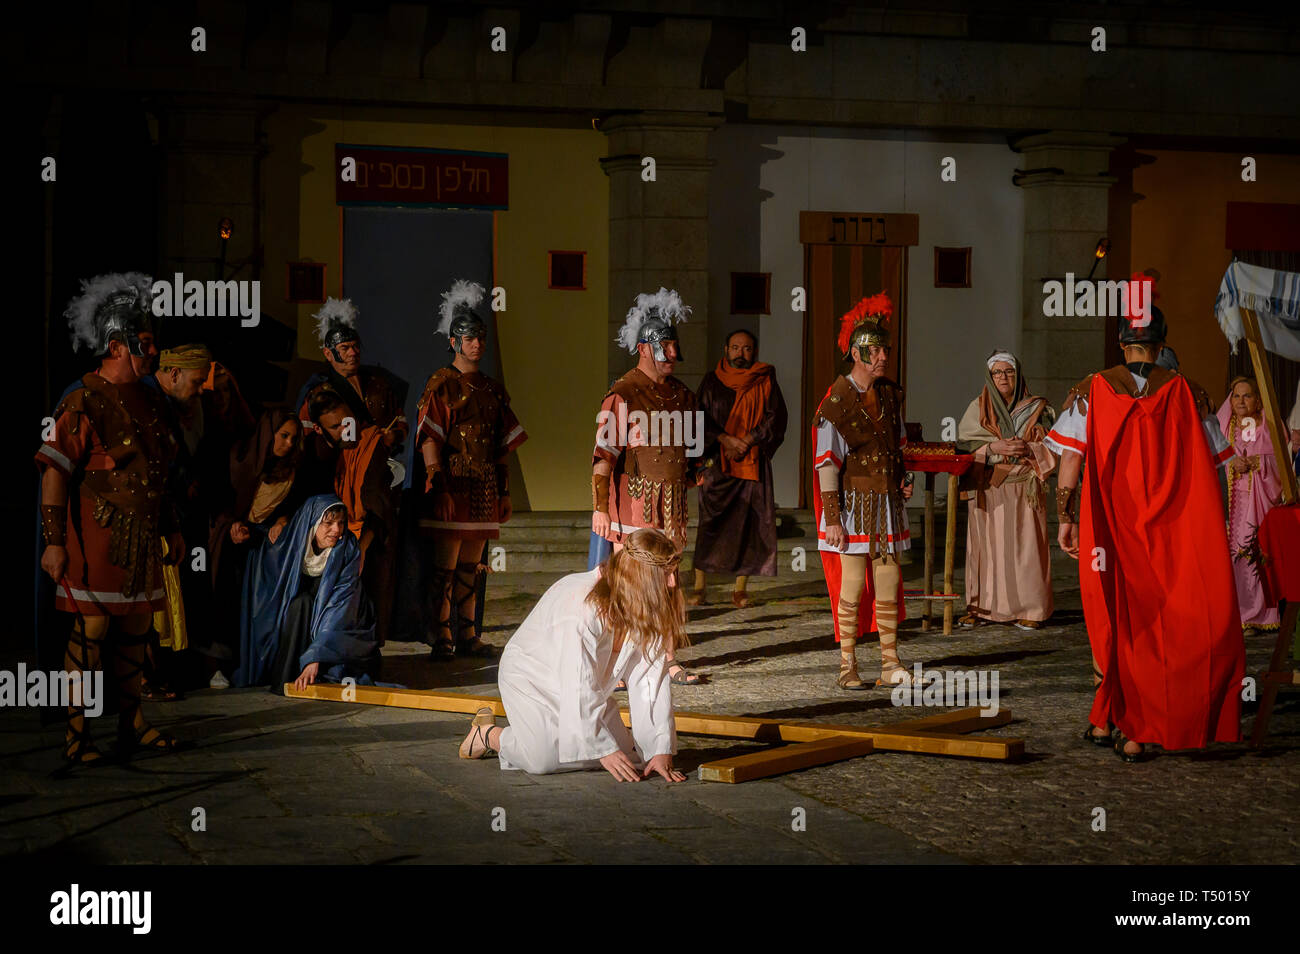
(600, 111, 722, 391)
(1013, 132, 1125, 404)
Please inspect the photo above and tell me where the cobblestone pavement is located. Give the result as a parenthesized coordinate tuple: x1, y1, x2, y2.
(2, 550, 1296, 864)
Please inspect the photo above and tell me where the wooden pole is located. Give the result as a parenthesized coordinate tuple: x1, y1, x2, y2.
(1240, 307, 1299, 505)
(943, 472, 959, 634)
(283, 685, 1025, 764)
(699, 736, 874, 783)
(923, 473, 935, 631)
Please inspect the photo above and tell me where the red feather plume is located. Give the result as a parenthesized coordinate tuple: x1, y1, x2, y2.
(837, 292, 893, 353)
(1121, 270, 1159, 320)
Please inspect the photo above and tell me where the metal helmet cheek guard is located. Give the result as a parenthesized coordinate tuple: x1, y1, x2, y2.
(64, 272, 156, 357)
(314, 297, 362, 360)
(638, 314, 684, 362)
(617, 287, 691, 363)
(448, 311, 488, 353)
(99, 291, 156, 357)
(437, 280, 489, 353)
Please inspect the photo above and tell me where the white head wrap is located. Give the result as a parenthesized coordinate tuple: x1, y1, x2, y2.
(986, 351, 1016, 370)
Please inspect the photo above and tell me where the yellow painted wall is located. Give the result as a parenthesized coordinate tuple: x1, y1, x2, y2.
(1131, 151, 1300, 402)
(271, 113, 608, 510)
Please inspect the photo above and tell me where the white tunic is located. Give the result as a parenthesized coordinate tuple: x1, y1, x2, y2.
(496, 568, 676, 774)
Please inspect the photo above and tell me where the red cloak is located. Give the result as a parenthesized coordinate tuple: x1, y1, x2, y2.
(809, 387, 907, 643)
(1080, 374, 1244, 749)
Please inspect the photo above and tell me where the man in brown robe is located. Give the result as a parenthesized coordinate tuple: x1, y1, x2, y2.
(956, 350, 1057, 629)
(688, 330, 787, 607)
(311, 388, 397, 643)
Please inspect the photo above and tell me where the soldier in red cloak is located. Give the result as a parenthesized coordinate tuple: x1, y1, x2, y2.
(1046, 275, 1243, 762)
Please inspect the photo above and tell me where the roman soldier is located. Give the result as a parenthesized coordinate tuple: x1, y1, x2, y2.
(36, 273, 185, 763)
(592, 287, 703, 686)
(414, 280, 526, 660)
(296, 297, 408, 491)
(1046, 275, 1242, 763)
(812, 293, 916, 691)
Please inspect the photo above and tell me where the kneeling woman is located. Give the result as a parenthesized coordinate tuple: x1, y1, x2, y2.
(460, 528, 686, 782)
(234, 494, 381, 693)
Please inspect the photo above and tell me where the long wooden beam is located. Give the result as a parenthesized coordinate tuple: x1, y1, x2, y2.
(698, 736, 874, 783)
(285, 684, 1022, 760)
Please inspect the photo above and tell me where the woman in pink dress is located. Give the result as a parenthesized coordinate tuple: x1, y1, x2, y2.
(1218, 376, 1289, 635)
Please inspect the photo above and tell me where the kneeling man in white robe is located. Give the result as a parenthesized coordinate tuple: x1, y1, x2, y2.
(459, 528, 686, 782)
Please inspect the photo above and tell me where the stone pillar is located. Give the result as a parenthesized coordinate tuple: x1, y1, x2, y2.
(1013, 132, 1125, 403)
(600, 111, 722, 391)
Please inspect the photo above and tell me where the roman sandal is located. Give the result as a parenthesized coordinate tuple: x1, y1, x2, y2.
(1113, 733, 1148, 764)
(63, 718, 106, 767)
(112, 630, 185, 758)
(876, 661, 920, 688)
(838, 649, 867, 691)
(428, 567, 457, 661)
(458, 707, 497, 759)
(453, 563, 496, 658)
(668, 663, 702, 686)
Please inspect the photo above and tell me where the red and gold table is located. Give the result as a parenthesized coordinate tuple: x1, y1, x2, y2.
(904, 452, 974, 635)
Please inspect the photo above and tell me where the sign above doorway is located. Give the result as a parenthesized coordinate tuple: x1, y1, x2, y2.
(335, 144, 508, 210)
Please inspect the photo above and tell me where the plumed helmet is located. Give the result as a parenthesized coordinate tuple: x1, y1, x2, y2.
(1118, 271, 1166, 346)
(436, 280, 488, 353)
(616, 287, 690, 362)
(65, 272, 155, 357)
(313, 298, 362, 352)
(837, 292, 893, 359)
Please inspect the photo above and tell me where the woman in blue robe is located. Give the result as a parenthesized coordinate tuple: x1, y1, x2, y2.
(234, 494, 380, 692)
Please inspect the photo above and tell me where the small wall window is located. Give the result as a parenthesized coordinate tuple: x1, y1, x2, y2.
(934, 247, 971, 288)
(548, 250, 587, 290)
(730, 272, 771, 314)
(287, 262, 326, 303)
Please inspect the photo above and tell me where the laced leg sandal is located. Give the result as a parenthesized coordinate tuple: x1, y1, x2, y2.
(1082, 664, 1114, 747)
(427, 566, 456, 661)
(874, 597, 919, 688)
(62, 621, 106, 767)
(838, 638, 868, 690)
(458, 707, 499, 760)
(453, 563, 495, 658)
(112, 628, 183, 756)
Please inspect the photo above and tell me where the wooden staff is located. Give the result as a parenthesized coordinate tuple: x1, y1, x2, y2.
(1240, 307, 1299, 505)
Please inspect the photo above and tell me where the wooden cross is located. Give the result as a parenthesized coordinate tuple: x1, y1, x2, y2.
(283, 683, 1023, 783)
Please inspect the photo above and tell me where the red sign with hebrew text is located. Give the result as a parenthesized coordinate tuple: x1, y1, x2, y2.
(335, 144, 508, 209)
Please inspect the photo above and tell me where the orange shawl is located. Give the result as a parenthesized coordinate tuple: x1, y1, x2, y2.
(335, 425, 385, 538)
(713, 360, 773, 481)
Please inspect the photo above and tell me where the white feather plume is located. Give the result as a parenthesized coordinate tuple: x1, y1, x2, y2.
(312, 297, 360, 345)
(436, 280, 486, 337)
(615, 287, 691, 353)
(64, 272, 153, 352)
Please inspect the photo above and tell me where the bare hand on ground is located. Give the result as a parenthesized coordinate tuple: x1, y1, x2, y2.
(599, 749, 641, 782)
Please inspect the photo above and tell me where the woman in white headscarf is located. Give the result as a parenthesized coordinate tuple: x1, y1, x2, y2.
(957, 350, 1058, 629)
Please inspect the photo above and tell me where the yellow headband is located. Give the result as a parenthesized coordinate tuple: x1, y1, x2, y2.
(159, 345, 213, 370)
